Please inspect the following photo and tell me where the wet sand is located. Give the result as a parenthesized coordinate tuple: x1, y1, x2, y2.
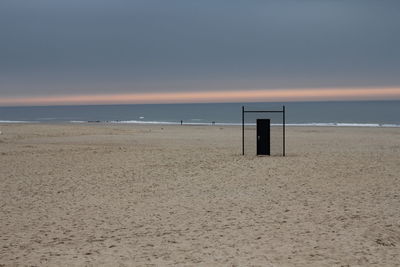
(1, 123, 400, 266)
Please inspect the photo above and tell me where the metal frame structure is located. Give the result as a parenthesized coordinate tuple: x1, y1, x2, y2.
(242, 106, 285, 156)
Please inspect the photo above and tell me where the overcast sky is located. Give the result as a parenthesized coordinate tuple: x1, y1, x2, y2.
(1, 0, 400, 103)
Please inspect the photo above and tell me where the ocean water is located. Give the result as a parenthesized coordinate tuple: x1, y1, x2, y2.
(0, 100, 399, 127)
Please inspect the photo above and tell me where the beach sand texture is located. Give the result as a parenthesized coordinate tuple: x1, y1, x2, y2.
(1, 124, 400, 266)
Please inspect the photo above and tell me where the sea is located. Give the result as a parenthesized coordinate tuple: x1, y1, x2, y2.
(0, 100, 399, 127)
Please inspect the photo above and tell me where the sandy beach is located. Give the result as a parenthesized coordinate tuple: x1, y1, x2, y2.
(0, 123, 399, 266)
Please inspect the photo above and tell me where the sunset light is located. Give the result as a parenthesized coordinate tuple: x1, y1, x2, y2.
(1, 87, 400, 106)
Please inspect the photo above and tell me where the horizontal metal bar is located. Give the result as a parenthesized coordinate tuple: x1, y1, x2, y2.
(243, 110, 284, 113)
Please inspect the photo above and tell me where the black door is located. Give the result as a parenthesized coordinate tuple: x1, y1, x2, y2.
(257, 119, 270, 155)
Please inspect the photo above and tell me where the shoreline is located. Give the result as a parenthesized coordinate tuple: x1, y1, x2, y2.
(1, 121, 400, 128)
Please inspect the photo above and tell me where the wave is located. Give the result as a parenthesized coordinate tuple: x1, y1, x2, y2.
(110, 120, 243, 126)
(285, 123, 400, 127)
(105, 120, 400, 127)
(110, 120, 178, 125)
(0, 120, 37, 123)
(2, 119, 399, 127)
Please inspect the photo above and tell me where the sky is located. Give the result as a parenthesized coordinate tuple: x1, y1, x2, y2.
(1, 0, 400, 106)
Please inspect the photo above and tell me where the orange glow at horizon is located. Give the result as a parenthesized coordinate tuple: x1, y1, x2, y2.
(1, 87, 400, 106)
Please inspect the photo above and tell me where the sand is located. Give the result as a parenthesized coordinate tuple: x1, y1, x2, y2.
(1, 123, 400, 266)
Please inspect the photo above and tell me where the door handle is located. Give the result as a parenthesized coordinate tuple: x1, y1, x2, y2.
(257, 136, 260, 140)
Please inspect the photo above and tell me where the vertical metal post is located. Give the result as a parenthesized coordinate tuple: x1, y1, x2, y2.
(283, 105, 286, 157)
(242, 106, 244, 155)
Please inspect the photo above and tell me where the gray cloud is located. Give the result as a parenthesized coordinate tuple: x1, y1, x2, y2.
(1, 0, 400, 97)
